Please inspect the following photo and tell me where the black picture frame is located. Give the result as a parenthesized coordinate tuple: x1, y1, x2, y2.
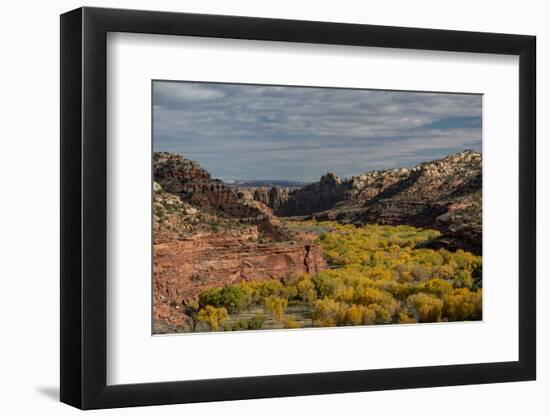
(60, 6, 536, 410)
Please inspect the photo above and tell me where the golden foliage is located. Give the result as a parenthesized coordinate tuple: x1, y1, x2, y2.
(407, 293, 443, 322)
(443, 288, 482, 321)
(264, 296, 288, 322)
(283, 318, 300, 329)
(197, 305, 229, 331)
(195, 221, 482, 331)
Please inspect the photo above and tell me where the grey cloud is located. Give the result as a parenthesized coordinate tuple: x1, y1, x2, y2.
(153, 81, 482, 182)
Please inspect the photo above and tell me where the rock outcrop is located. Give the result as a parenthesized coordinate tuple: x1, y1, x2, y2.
(153, 230, 325, 303)
(252, 187, 290, 212)
(154, 152, 264, 219)
(347, 151, 482, 252)
(258, 151, 482, 253)
(274, 173, 346, 216)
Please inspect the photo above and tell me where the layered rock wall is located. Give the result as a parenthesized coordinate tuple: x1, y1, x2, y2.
(153, 231, 326, 302)
(154, 152, 263, 219)
(261, 150, 482, 253)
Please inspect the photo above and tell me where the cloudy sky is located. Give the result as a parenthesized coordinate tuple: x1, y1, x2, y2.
(153, 81, 482, 183)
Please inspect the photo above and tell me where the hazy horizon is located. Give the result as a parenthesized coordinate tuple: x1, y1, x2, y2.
(153, 81, 482, 183)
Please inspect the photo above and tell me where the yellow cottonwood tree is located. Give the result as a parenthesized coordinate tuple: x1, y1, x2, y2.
(407, 293, 443, 322)
(197, 306, 229, 331)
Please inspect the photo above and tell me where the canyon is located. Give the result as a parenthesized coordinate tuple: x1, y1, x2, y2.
(153, 150, 482, 328)
(252, 150, 482, 254)
(153, 153, 326, 326)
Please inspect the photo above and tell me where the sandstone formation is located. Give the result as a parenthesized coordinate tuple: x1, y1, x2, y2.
(154, 152, 264, 219)
(154, 230, 325, 302)
(346, 151, 482, 253)
(366, 152, 480, 248)
(252, 187, 290, 212)
(255, 151, 482, 254)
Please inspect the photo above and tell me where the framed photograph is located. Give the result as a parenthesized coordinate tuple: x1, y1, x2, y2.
(60, 6, 536, 409)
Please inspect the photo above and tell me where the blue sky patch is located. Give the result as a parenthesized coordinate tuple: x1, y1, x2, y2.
(420, 116, 482, 130)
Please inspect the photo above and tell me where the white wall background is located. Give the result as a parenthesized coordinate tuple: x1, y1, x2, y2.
(0, 0, 546, 415)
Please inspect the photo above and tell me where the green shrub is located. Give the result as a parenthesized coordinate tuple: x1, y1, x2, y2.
(199, 285, 248, 314)
(248, 314, 266, 330)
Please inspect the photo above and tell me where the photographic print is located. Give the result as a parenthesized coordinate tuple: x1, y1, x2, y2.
(152, 81, 482, 334)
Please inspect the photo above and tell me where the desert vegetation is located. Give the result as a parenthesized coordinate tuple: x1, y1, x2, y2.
(184, 222, 482, 332)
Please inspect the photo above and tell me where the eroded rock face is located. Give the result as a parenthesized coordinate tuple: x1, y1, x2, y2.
(274, 172, 348, 216)
(263, 151, 482, 253)
(348, 151, 482, 252)
(153, 230, 325, 303)
(347, 168, 411, 201)
(153, 152, 212, 194)
(252, 187, 290, 211)
(257, 168, 412, 217)
(154, 152, 264, 219)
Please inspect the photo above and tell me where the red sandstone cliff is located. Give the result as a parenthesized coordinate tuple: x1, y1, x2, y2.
(154, 230, 325, 302)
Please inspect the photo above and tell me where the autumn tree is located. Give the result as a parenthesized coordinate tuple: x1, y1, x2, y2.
(197, 306, 229, 331)
(312, 298, 342, 327)
(443, 288, 482, 321)
(398, 311, 417, 324)
(342, 304, 365, 326)
(264, 296, 288, 322)
(418, 278, 453, 298)
(407, 293, 443, 322)
(453, 270, 473, 289)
